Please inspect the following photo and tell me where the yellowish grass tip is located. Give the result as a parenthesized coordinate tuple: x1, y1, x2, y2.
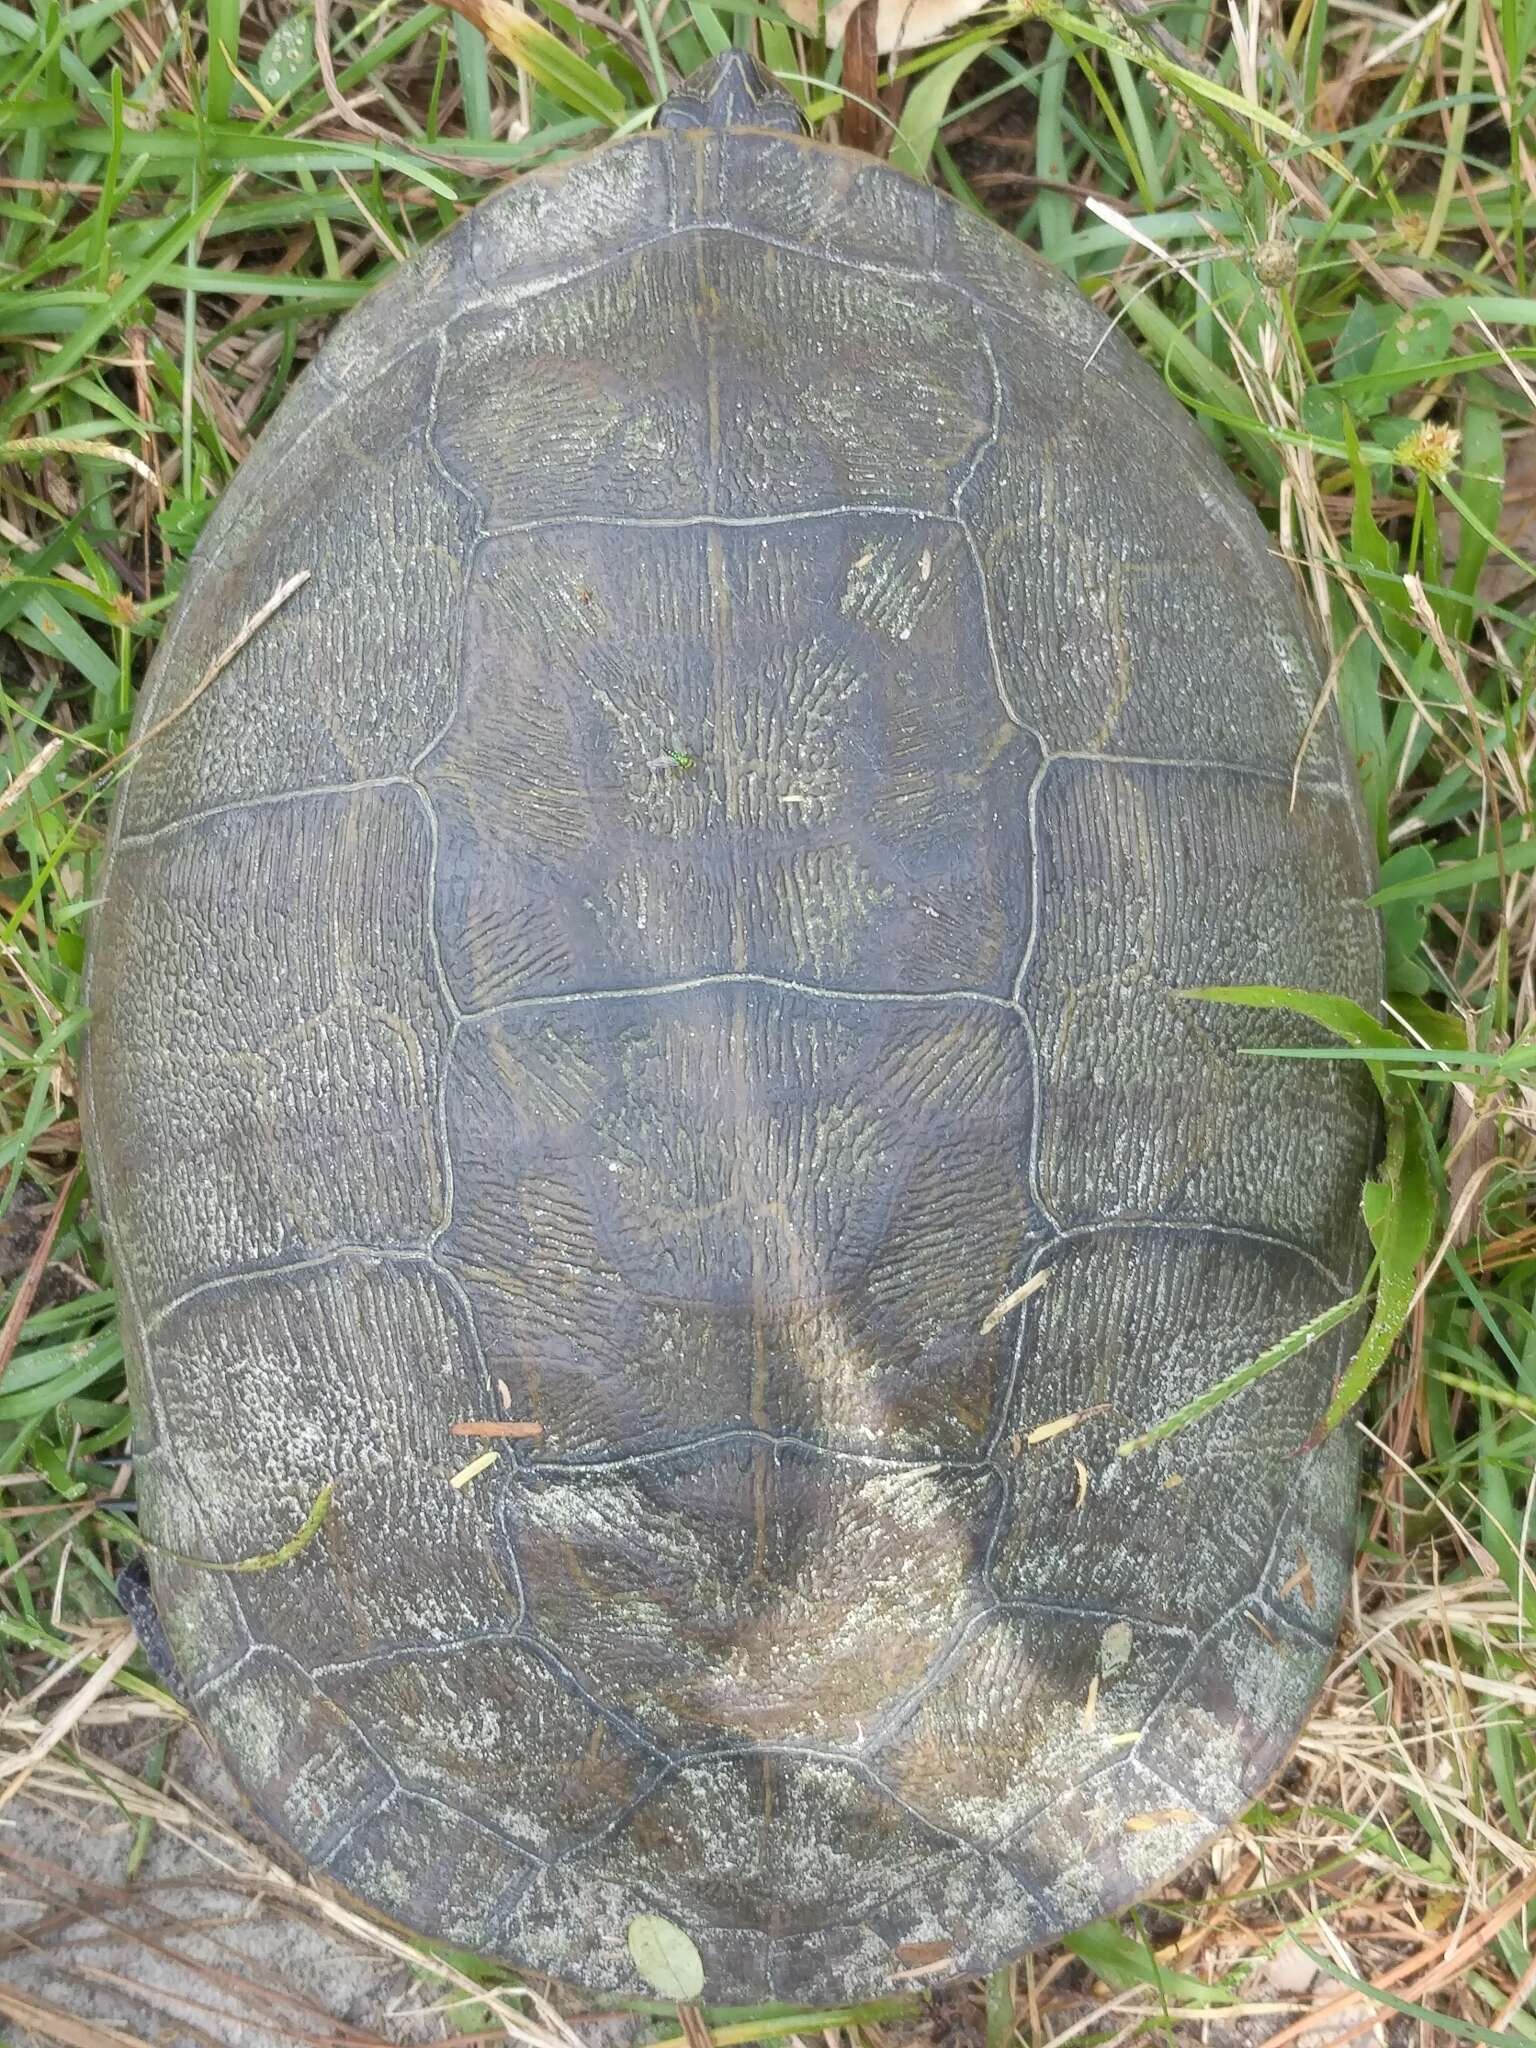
(448, 1450, 499, 1490)
(980, 1268, 1049, 1334)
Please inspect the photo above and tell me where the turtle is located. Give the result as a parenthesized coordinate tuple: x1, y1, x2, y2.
(84, 48, 1382, 2006)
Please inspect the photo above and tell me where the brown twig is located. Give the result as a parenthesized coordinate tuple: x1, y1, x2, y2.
(0, 1164, 79, 1392)
(112, 568, 311, 772)
(839, 0, 882, 155)
(1255, 1870, 1536, 2048)
(0, 1983, 156, 2048)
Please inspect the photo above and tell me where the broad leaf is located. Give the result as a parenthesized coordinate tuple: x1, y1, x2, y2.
(627, 1913, 706, 2001)
(1184, 986, 1438, 1438)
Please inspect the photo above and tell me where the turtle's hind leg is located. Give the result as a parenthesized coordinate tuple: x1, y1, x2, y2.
(117, 1556, 191, 1705)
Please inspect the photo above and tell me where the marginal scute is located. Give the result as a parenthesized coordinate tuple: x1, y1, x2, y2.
(803, 1848, 1049, 1991)
(1269, 1418, 1360, 1627)
(592, 1751, 958, 1931)
(936, 197, 1108, 358)
(132, 1451, 250, 1693)
(316, 233, 466, 388)
(1133, 1596, 1331, 1818)
(766, 1916, 917, 2005)
(326, 1638, 656, 1851)
(468, 137, 676, 289)
(199, 1654, 395, 1865)
(120, 345, 474, 835)
(329, 1789, 537, 1948)
(493, 1863, 685, 1993)
(1001, 1753, 1214, 1924)
(140, 361, 344, 662)
(157, 1575, 249, 1697)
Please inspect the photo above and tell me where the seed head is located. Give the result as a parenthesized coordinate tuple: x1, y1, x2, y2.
(1396, 419, 1461, 483)
(1252, 238, 1298, 289)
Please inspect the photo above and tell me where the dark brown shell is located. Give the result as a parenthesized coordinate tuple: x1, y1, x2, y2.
(85, 81, 1381, 2005)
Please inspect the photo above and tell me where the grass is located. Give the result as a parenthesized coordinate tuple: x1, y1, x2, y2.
(1, 0, 1533, 2040)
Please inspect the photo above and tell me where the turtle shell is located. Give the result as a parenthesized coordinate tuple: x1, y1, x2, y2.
(84, 56, 1382, 2006)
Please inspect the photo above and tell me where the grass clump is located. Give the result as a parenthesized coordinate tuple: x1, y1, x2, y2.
(2, 0, 1534, 2042)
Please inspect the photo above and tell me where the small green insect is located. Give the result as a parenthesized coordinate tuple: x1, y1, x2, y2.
(647, 746, 697, 775)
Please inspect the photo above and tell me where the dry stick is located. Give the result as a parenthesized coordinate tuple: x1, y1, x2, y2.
(675, 2005, 714, 2048)
(309, 0, 513, 176)
(0, 1850, 401, 2048)
(0, 1495, 124, 1521)
(313, 0, 413, 141)
(1254, 1869, 1536, 2048)
(839, 0, 881, 156)
(0, 1164, 79, 1391)
(111, 569, 311, 772)
(0, 735, 64, 826)
(1492, 1947, 1536, 2033)
(0, 1984, 156, 2048)
(5, 571, 309, 843)
(0, 1627, 139, 1808)
(0, 175, 110, 196)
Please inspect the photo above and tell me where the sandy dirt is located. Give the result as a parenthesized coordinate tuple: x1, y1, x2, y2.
(0, 1729, 449, 2046)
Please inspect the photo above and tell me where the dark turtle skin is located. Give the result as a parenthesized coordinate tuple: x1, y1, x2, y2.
(84, 52, 1382, 2004)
